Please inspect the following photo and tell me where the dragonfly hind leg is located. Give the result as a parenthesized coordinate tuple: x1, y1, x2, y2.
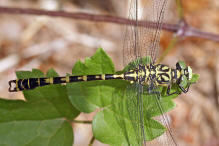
(166, 85, 179, 96)
(179, 83, 191, 93)
(142, 83, 161, 98)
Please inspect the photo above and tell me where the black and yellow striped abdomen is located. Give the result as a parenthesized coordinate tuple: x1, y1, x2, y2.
(9, 74, 125, 92)
(9, 63, 191, 92)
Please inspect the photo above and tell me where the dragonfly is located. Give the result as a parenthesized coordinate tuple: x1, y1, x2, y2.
(8, 0, 195, 145)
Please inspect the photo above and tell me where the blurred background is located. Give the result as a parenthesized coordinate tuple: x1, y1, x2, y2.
(0, 0, 218, 146)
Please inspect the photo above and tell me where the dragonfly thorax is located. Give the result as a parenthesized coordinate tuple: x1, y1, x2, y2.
(124, 64, 175, 86)
(123, 62, 192, 88)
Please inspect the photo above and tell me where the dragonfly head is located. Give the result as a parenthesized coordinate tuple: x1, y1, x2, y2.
(176, 61, 193, 81)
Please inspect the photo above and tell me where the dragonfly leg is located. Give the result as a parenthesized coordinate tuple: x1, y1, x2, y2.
(179, 83, 190, 93)
(147, 83, 161, 99)
(166, 85, 179, 96)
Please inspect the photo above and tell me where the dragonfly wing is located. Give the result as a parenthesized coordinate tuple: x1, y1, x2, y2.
(111, 83, 145, 146)
(151, 115, 178, 146)
(123, 0, 168, 66)
(146, 79, 178, 146)
(115, 83, 173, 145)
(111, 81, 177, 145)
(126, 83, 146, 145)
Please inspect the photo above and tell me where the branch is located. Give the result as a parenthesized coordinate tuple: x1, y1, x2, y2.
(0, 6, 218, 42)
(73, 120, 92, 124)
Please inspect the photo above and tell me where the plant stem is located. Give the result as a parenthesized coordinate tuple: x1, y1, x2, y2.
(88, 136, 95, 146)
(0, 6, 218, 42)
(73, 120, 92, 124)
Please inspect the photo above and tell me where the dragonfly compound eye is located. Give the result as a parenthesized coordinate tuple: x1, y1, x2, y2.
(176, 62, 182, 70)
(176, 61, 187, 70)
(187, 66, 193, 81)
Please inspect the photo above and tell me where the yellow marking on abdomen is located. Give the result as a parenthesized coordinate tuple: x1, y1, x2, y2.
(45, 78, 50, 83)
(113, 74, 124, 79)
(61, 77, 66, 81)
(38, 78, 40, 86)
(61, 77, 69, 83)
(28, 79, 30, 88)
(101, 74, 105, 80)
(66, 76, 70, 83)
(125, 73, 137, 78)
(82, 76, 87, 81)
(49, 77, 53, 84)
(16, 79, 19, 91)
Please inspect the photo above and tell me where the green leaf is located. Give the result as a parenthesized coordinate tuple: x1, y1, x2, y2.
(178, 61, 186, 69)
(0, 68, 80, 146)
(67, 80, 128, 113)
(72, 48, 115, 75)
(93, 107, 166, 145)
(190, 73, 199, 83)
(0, 117, 72, 146)
(16, 69, 80, 120)
(66, 48, 128, 113)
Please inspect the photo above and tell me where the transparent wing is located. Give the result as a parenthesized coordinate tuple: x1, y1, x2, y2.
(126, 83, 146, 145)
(111, 80, 177, 145)
(112, 83, 145, 146)
(146, 79, 177, 146)
(121, 83, 177, 145)
(120, 0, 176, 145)
(123, 0, 168, 65)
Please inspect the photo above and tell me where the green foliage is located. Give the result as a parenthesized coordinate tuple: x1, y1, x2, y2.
(0, 69, 78, 146)
(0, 48, 199, 146)
(190, 74, 199, 84)
(67, 48, 128, 113)
(178, 61, 187, 69)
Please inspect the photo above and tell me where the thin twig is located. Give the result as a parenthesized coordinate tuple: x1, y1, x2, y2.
(0, 6, 219, 42)
(73, 120, 92, 124)
(88, 136, 95, 146)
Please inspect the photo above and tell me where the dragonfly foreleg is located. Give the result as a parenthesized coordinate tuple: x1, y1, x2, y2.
(166, 85, 179, 96)
(179, 83, 191, 93)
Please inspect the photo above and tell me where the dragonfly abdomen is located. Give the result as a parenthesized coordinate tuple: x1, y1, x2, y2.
(8, 74, 125, 92)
